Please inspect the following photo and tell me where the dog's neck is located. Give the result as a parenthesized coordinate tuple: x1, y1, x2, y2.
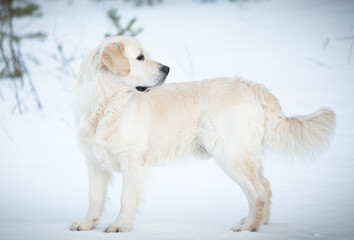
(94, 76, 133, 121)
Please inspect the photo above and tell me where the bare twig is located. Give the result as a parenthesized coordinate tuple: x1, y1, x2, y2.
(8, 81, 25, 114)
(307, 57, 329, 69)
(184, 45, 195, 81)
(336, 35, 354, 41)
(347, 41, 354, 64)
(21, 53, 42, 109)
(0, 89, 5, 101)
(335, 33, 354, 64)
(176, 45, 196, 82)
(52, 32, 77, 81)
(322, 38, 329, 50)
(0, 119, 13, 141)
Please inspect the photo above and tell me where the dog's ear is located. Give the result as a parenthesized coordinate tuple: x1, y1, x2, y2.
(101, 42, 130, 77)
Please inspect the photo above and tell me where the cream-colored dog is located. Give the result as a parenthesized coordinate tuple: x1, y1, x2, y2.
(70, 36, 335, 232)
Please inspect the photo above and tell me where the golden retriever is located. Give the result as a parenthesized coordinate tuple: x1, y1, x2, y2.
(70, 36, 335, 232)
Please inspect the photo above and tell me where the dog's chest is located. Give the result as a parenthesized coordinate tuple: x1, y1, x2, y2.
(79, 102, 149, 170)
(75, 111, 123, 171)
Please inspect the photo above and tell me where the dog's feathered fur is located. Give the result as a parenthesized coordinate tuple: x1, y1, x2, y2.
(70, 36, 335, 233)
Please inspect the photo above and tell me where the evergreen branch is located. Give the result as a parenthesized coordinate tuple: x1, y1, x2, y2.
(105, 8, 143, 38)
(12, 3, 42, 18)
(20, 32, 47, 41)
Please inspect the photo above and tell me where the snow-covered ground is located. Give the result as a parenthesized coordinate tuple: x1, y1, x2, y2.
(1, 0, 354, 239)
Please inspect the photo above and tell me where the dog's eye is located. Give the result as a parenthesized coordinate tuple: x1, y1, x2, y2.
(136, 54, 145, 61)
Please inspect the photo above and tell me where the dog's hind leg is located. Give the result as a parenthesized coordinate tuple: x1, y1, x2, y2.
(259, 173, 272, 225)
(240, 172, 272, 226)
(71, 162, 111, 231)
(215, 151, 267, 232)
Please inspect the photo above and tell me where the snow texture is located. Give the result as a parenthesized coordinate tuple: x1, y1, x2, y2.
(1, 0, 354, 239)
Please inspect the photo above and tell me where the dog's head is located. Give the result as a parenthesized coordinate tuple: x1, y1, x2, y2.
(99, 36, 169, 92)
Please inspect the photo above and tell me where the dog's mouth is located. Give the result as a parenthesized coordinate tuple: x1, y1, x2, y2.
(135, 77, 167, 93)
(135, 81, 164, 93)
(136, 86, 150, 93)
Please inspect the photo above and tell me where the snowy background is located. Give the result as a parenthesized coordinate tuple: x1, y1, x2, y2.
(1, 0, 354, 239)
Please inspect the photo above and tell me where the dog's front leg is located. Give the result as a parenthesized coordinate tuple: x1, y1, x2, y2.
(105, 159, 146, 232)
(71, 162, 111, 231)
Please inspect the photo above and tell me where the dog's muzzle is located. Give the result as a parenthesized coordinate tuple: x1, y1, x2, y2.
(136, 65, 170, 93)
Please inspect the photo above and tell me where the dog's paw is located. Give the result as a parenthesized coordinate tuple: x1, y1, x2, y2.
(70, 219, 97, 231)
(241, 216, 269, 225)
(262, 216, 269, 225)
(231, 224, 257, 232)
(104, 223, 131, 233)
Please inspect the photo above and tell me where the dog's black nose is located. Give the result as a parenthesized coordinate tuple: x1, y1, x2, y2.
(160, 65, 170, 74)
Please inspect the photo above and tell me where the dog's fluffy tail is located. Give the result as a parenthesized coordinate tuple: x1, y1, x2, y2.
(249, 82, 336, 156)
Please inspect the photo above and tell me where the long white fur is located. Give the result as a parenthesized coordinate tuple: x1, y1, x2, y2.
(70, 36, 336, 233)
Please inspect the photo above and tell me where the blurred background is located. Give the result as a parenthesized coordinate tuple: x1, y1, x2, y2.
(0, 0, 353, 239)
